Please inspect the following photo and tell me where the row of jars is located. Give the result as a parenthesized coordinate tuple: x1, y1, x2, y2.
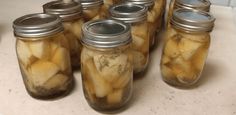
(13, 0, 166, 111)
(12, 0, 215, 112)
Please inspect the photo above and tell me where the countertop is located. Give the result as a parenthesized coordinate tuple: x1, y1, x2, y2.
(0, 1, 236, 115)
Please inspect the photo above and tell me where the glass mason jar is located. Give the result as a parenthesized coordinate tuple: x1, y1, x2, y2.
(80, 20, 133, 111)
(81, 0, 107, 21)
(167, 0, 211, 27)
(110, 3, 149, 74)
(125, 0, 165, 49)
(161, 9, 215, 87)
(43, 1, 84, 68)
(13, 13, 73, 99)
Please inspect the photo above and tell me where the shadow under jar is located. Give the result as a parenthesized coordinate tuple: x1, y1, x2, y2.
(80, 20, 133, 112)
(81, 0, 107, 22)
(161, 9, 215, 87)
(43, 1, 84, 68)
(109, 3, 149, 74)
(167, 0, 211, 27)
(13, 14, 73, 99)
(125, 0, 165, 49)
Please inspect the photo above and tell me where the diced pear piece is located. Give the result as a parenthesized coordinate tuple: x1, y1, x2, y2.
(17, 40, 33, 66)
(181, 32, 210, 43)
(161, 64, 176, 80)
(179, 38, 202, 60)
(81, 47, 97, 63)
(161, 55, 171, 64)
(164, 38, 180, 58)
(43, 74, 68, 90)
(147, 11, 155, 22)
(131, 23, 148, 39)
(192, 47, 209, 71)
(93, 54, 128, 83)
(132, 50, 146, 72)
(85, 59, 112, 98)
(132, 35, 145, 49)
(28, 40, 51, 59)
(107, 89, 123, 104)
(176, 68, 198, 84)
(84, 9, 99, 20)
(50, 42, 59, 53)
(72, 20, 83, 39)
(84, 80, 96, 103)
(30, 60, 60, 86)
(171, 56, 192, 73)
(112, 64, 131, 89)
(51, 47, 71, 71)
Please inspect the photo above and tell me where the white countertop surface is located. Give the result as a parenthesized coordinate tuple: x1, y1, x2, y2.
(1, 1, 236, 115)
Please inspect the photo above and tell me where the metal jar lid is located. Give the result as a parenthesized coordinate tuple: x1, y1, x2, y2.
(13, 13, 63, 38)
(175, 0, 211, 12)
(43, 1, 82, 21)
(170, 8, 215, 33)
(81, 19, 132, 48)
(81, 0, 103, 9)
(125, 0, 154, 8)
(109, 3, 148, 23)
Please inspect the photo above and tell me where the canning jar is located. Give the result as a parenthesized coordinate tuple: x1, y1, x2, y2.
(13, 14, 73, 99)
(80, 20, 133, 111)
(81, 0, 107, 21)
(126, 0, 165, 49)
(167, 0, 211, 27)
(110, 3, 148, 74)
(43, 1, 84, 68)
(161, 9, 215, 87)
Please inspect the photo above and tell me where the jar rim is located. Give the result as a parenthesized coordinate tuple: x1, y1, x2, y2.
(43, 1, 82, 21)
(13, 13, 64, 38)
(109, 3, 148, 23)
(81, 19, 132, 48)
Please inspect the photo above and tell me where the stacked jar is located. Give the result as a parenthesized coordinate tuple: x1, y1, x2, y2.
(13, 14, 74, 99)
(126, 0, 166, 49)
(160, 9, 215, 87)
(43, 1, 84, 68)
(80, 0, 107, 21)
(109, 3, 149, 74)
(167, 0, 211, 27)
(80, 19, 133, 111)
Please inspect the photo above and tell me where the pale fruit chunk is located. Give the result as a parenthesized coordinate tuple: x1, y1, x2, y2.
(132, 50, 146, 72)
(161, 55, 171, 64)
(84, 9, 99, 20)
(28, 40, 51, 59)
(112, 63, 131, 89)
(50, 42, 59, 53)
(132, 35, 145, 49)
(192, 47, 209, 71)
(91, 15, 100, 21)
(179, 38, 202, 60)
(171, 56, 192, 74)
(131, 23, 148, 39)
(93, 54, 128, 83)
(161, 64, 176, 80)
(85, 58, 112, 97)
(17, 40, 33, 66)
(147, 11, 155, 22)
(81, 47, 97, 63)
(51, 47, 70, 71)
(107, 89, 123, 104)
(43, 74, 68, 90)
(164, 37, 180, 58)
(30, 60, 60, 86)
(181, 32, 209, 43)
(176, 69, 198, 84)
(72, 20, 84, 38)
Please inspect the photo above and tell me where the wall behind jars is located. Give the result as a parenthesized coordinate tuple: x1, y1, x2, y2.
(166, 0, 236, 6)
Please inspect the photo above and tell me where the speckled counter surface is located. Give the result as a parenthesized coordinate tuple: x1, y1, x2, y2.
(0, 1, 236, 115)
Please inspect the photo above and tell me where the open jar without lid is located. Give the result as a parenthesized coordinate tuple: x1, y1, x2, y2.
(80, 19, 133, 111)
(13, 13, 73, 99)
(110, 3, 149, 74)
(161, 8, 215, 87)
(43, 1, 84, 68)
